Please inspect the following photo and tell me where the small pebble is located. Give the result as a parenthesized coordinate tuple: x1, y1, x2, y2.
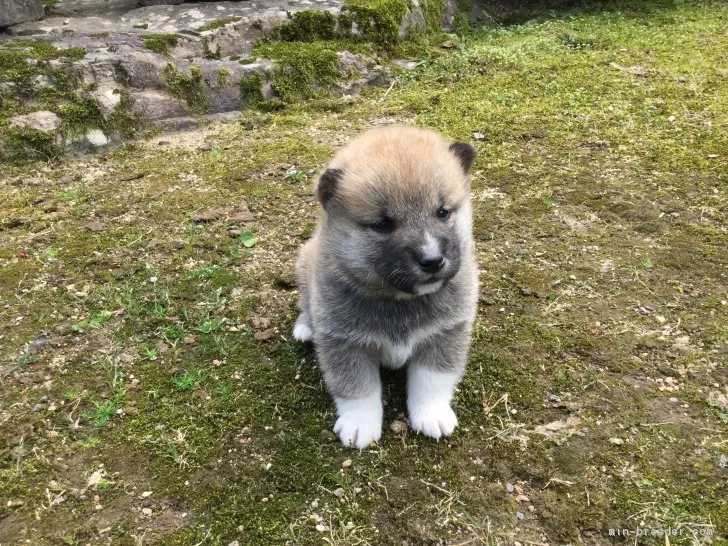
(516, 511, 525, 521)
(506, 483, 514, 493)
(609, 438, 625, 445)
(341, 459, 352, 469)
(141, 491, 153, 498)
(32, 403, 43, 412)
(142, 508, 152, 516)
(390, 420, 408, 434)
(333, 487, 345, 498)
(315, 524, 326, 532)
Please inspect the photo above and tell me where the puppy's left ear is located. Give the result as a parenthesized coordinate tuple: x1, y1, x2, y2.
(449, 142, 476, 173)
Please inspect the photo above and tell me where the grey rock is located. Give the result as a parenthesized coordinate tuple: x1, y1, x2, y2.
(0, 0, 44, 28)
(153, 116, 200, 132)
(440, 0, 458, 31)
(10, 111, 62, 133)
(47, 0, 137, 16)
(91, 86, 123, 115)
(32, 403, 43, 412)
(398, 0, 426, 38)
(31, 74, 55, 89)
(130, 90, 190, 120)
(140, 0, 185, 6)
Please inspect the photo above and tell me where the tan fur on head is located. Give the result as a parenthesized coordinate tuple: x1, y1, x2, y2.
(318, 125, 472, 223)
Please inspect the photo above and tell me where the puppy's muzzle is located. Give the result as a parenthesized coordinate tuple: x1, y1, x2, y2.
(417, 253, 446, 274)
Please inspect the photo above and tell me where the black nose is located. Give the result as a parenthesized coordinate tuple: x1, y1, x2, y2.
(418, 254, 445, 274)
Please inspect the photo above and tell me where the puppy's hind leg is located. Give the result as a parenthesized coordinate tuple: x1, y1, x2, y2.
(293, 241, 314, 342)
(407, 323, 471, 440)
(293, 314, 313, 342)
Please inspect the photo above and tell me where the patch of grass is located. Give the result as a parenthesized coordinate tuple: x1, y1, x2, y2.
(72, 310, 112, 332)
(194, 318, 222, 334)
(84, 391, 124, 429)
(170, 369, 205, 391)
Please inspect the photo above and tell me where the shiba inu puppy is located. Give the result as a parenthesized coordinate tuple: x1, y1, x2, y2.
(293, 125, 478, 449)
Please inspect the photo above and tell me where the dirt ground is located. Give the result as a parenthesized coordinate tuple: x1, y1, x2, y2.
(1, 1, 726, 544)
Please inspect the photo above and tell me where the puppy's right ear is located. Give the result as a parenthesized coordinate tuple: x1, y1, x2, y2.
(315, 168, 343, 208)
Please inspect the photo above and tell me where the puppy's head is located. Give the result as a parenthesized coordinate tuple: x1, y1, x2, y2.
(315, 125, 476, 297)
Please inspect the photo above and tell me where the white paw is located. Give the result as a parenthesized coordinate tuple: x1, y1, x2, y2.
(292, 319, 313, 342)
(333, 394, 382, 449)
(409, 401, 458, 440)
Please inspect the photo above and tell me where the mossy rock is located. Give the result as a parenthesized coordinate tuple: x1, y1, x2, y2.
(341, 0, 411, 48)
(278, 10, 338, 42)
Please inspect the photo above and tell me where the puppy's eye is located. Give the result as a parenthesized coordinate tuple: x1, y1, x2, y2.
(371, 217, 396, 233)
(437, 207, 451, 220)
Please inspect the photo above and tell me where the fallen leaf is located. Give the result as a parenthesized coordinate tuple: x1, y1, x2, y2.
(239, 229, 257, 248)
(87, 470, 105, 488)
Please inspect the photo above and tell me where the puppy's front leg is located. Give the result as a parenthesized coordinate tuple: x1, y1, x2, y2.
(407, 324, 471, 440)
(315, 334, 382, 449)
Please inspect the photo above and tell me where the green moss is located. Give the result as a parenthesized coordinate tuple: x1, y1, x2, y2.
(278, 10, 337, 42)
(217, 68, 232, 86)
(194, 16, 242, 32)
(141, 33, 180, 56)
(239, 74, 265, 106)
(0, 124, 61, 163)
(341, 0, 409, 48)
(252, 42, 347, 103)
(162, 63, 207, 113)
(421, 0, 447, 29)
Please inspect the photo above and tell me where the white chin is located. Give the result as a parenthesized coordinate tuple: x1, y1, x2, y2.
(413, 280, 444, 295)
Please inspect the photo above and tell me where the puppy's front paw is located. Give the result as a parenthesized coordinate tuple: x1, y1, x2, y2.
(409, 401, 458, 440)
(333, 394, 382, 449)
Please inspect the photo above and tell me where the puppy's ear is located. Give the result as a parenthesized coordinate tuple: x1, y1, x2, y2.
(449, 142, 476, 173)
(315, 168, 343, 208)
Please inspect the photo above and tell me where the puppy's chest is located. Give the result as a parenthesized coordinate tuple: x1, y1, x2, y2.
(377, 328, 433, 369)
